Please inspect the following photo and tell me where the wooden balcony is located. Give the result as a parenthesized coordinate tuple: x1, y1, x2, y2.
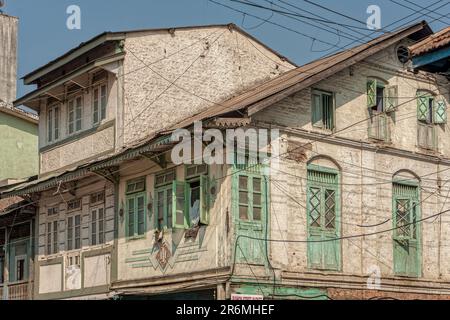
(0, 281, 33, 300)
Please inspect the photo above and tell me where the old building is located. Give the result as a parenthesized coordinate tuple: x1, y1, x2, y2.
(0, 13, 39, 301)
(0, 13, 38, 181)
(3, 23, 294, 299)
(410, 26, 450, 74)
(0, 196, 36, 300)
(2, 20, 450, 300)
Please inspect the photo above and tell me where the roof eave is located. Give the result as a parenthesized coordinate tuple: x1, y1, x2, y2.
(23, 32, 125, 85)
(15, 52, 125, 111)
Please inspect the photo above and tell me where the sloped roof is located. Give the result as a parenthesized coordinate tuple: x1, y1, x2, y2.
(0, 101, 38, 124)
(0, 196, 24, 215)
(410, 26, 450, 57)
(22, 23, 296, 85)
(170, 21, 432, 129)
(1, 21, 432, 197)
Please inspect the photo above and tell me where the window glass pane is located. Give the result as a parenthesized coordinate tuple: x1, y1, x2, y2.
(99, 208, 104, 244)
(157, 191, 164, 229)
(167, 190, 173, 229)
(308, 187, 321, 228)
(47, 223, 52, 254)
(53, 221, 58, 254)
(75, 215, 81, 249)
(239, 205, 248, 220)
(176, 184, 185, 226)
(253, 193, 261, 206)
(253, 207, 261, 221)
(324, 189, 336, 230)
(239, 191, 248, 205)
(76, 97, 82, 131)
(128, 198, 135, 236)
(137, 196, 145, 235)
(239, 176, 248, 190)
(48, 109, 53, 141)
(101, 85, 107, 120)
(67, 217, 73, 250)
(54, 107, 60, 140)
(253, 178, 261, 192)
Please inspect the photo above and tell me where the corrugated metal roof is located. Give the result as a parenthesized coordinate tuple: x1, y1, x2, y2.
(410, 26, 450, 57)
(0, 196, 24, 215)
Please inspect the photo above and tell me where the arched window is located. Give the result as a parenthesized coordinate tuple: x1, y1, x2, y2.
(306, 157, 341, 271)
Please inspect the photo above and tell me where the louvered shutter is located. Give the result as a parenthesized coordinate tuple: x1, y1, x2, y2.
(312, 93, 323, 127)
(385, 85, 398, 112)
(367, 79, 377, 108)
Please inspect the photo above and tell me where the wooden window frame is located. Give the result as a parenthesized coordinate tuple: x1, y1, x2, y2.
(66, 214, 81, 251)
(155, 185, 173, 230)
(90, 191, 105, 205)
(306, 164, 341, 271)
(90, 206, 105, 246)
(126, 192, 146, 238)
(47, 103, 61, 143)
(92, 82, 108, 126)
(311, 89, 335, 131)
(126, 177, 146, 195)
(67, 198, 82, 212)
(392, 180, 421, 277)
(67, 95, 83, 135)
(46, 220, 59, 255)
(14, 254, 27, 282)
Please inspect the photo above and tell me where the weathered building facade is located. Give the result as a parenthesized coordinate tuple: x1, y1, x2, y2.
(5, 24, 294, 299)
(3, 20, 450, 300)
(0, 197, 36, 300)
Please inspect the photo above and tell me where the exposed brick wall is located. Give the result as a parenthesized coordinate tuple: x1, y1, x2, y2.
(328, 288, 450, 300)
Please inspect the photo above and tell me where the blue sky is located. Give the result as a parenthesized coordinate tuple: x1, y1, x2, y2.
(4, 0, 450, 99)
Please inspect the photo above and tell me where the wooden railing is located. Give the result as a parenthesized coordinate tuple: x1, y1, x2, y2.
(0, 281, 32, 300)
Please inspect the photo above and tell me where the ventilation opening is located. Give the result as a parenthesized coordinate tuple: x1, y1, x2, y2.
(397, 46, 410, 64)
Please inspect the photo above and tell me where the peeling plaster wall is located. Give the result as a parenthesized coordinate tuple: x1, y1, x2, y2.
(121, 26, 295, 146)
(115, 158, 232, 284)
(251, 41, 450, 293)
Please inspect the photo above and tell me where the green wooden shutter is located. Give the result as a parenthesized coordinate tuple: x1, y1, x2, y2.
(126, 197, 135, 237)
(393, 184, 420, 277)
(172, 181, 187, 229)
(385, 85, 398, 112)
(136, 194, 146, 235)
(199, 175, 210, 225)
(312, 93, 323, 127)
(417, 93, 429, 121)
(367, 79, 377, 108)
(307, 168, 340, 271)
(434, 99, 447, 124)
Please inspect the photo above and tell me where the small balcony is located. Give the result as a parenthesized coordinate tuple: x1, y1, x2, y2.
(0, 281, 33, 300)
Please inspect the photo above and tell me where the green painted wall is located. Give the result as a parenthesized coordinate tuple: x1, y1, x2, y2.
(0, 111, 38, 180)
